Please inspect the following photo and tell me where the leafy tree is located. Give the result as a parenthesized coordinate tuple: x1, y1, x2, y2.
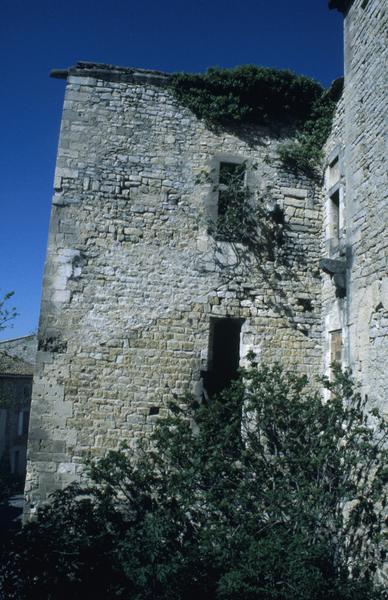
(0, 291, 17, 333)
(1, 362, 386, 600)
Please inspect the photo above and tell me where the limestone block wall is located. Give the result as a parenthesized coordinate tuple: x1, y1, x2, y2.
(342, 0, 387, 412)
(322, 94, 347, 379)
(25, 62, 323, 511)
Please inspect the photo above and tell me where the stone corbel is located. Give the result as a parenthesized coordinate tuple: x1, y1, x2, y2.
(320, 258, 347, 298)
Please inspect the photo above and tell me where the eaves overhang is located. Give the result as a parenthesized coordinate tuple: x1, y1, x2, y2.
(50, 61, 171, 86)
(328, 0, 354, 13)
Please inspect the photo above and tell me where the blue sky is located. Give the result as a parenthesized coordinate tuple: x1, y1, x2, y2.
(0, 0, 344, 340)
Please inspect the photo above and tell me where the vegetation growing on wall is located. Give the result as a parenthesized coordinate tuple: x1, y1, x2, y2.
(278, 90, 337, 178)
(202, 163, 284, 260)
(169, 65, 338, 178)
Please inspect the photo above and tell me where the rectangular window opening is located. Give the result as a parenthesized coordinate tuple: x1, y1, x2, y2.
(330, 189, 340, 249)
(217, 162, 246, 240)
(12, 450, 20, 475)
(328, 157, 339, 188)
(329, 329, 342, 380)
(204, 317, 244, 397)
(17, 410, 29, 437)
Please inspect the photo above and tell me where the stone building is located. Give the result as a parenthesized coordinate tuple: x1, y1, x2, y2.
(0, 334, 38, 366)
(0, 335, 37, 483)
(25, 0, 387, 512)
(324, 0, 387, 412)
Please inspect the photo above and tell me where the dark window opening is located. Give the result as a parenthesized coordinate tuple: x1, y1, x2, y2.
(20, 410, 30, 437)
(203, 317, 244, 397)
(218, 162, 245, 217)
(217, 162, 246, 241)
(330, 189, 340, 247)
(149, 406, 160, 416)
(12, 450, 20, 475)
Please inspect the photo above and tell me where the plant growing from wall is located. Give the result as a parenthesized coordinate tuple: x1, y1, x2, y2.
(205, 161, 259, 246)
(1, 364, 386, 599)
(196, 162, 284, 262)
(169, 66, 339, 178)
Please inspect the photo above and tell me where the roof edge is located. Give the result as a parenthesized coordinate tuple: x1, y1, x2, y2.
(328, 0, 354, 14)
(0, 350, 34, 376)
(0, 333, 36, 344)
(51, 61, 172, 86)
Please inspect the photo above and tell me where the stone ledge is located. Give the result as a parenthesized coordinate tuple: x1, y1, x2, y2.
(51, 61, 171, 86)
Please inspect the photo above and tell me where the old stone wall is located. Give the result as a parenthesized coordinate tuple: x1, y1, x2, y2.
(325, 0, 387, 412)
(25, 63, 323, 511)
(322, 93, 347, 381)
(0, 335, 37, 366)
(344, 0, 387, 414)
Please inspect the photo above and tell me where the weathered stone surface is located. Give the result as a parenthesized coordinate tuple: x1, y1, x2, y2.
(322, 0, 387, 414)
(0, 335, 37, 365)
(25, 0, 387, 516)
(25, 62, 324, 514)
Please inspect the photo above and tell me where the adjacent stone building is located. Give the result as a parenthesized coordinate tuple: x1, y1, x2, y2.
(0, 335, 37, 484)
(324, 0, 387, 412)
(25, 0, 387, 512)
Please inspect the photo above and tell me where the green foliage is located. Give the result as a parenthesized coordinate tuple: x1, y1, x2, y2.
(169, 65, 323, 126)
(169, 66, 338, 178)
(1, 364, 386, 599)
(209, 161, 256, 244)
(0, 291, 17, 332)
(201, 162, 284, 259)
(278, 91, 337, 179)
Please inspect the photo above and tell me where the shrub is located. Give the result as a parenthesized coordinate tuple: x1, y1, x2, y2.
(1, 363, 386, 599)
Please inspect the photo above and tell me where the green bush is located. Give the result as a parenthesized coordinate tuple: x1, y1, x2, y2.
(1, 363, 386, 599)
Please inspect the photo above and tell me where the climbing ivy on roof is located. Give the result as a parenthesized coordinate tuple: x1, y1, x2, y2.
(169, 65, 323, 125)
(169, 65, 339, 179)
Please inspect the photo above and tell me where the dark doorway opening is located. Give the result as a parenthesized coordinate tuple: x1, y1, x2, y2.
(203, 317, 244, 397)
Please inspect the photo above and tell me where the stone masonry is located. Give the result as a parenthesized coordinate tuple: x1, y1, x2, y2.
(324, 0, 387, 412)
(25, 64, 323, 511)
(25, 0, 387, 512)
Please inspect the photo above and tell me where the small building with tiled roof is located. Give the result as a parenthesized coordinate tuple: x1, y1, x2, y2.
(0, 352, 34, 377)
